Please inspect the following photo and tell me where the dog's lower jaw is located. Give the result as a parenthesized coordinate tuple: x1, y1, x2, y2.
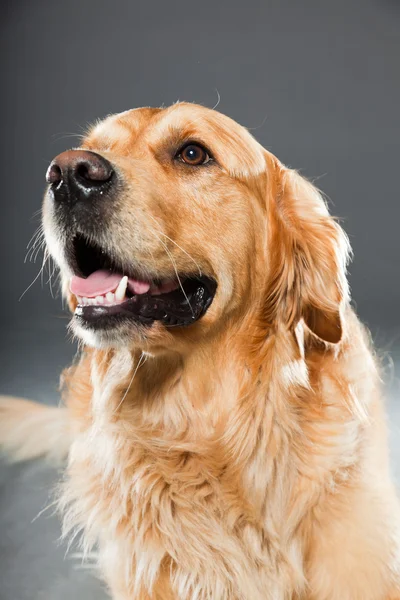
(69, 317, 149, 350)
(60, 313, 400, 600)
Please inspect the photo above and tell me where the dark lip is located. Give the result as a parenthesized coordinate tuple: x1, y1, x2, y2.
(74, 276, 217, 330)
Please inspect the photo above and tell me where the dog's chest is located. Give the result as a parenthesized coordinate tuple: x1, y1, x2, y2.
(64, 415, 304, 600)
(63, 353, 309, 598)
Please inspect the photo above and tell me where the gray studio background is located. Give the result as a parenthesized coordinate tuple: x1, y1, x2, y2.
(1, 1, 399, 598)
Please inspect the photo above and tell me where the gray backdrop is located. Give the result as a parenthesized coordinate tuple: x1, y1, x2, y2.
(1, 1, 399, 598)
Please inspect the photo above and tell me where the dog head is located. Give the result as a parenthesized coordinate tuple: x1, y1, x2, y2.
(43, 103, 350, 351)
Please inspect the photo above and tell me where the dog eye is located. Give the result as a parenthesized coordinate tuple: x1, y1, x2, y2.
(177, 144, 211, 166)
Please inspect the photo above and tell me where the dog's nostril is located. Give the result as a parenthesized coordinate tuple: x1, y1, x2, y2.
(75, 159, 113, 185)
(76, 162, 92, 182)
(46, 163, 62, 185)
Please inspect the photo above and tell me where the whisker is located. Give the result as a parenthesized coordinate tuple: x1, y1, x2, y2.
(26, 230, 44, 255)
(33, 245, 46, 265)
(25, 225, 44, 256)
(30, 208, 43, 220)
(174, 91, 222, 133)
(50, 132, 85, 142)
(158, 238, 194, 316)
(46, 256, 58, 299)
(147, 214, 202, 276)
(246, 114, 268, 132)
(145, 226, 195, 315)
(41, 247, 50, 288)
(25, 241, 40, 264)
(19, 250, 49, 301)
(113, 352, 147, 415)
(211, 88, 221, 111)
(31, 238, 46, 264)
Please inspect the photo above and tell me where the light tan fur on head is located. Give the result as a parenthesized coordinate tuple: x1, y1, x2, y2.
(44, 103, 350, 355)
(2, 103, 400, 600)
(43, 103, 275, 351)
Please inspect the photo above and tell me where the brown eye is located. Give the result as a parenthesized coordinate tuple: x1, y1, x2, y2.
(178, 144, 211, 166)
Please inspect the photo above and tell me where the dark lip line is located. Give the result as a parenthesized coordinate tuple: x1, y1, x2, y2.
(74, 275, 218, 330)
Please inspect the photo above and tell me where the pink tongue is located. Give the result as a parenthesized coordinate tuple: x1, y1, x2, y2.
(70, 270, 150, 297)
(70, 271, 123, 297)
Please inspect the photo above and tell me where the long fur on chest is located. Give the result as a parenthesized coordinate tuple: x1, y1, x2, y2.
(60, 316, 377, 600)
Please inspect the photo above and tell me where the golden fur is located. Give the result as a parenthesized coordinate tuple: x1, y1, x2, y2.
(1, 103, 400, 599)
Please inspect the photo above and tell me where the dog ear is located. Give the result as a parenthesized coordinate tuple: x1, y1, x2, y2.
(264, 156, 351, 344)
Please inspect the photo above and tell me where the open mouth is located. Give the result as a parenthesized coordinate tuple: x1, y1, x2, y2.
(68, 234, 217, 329)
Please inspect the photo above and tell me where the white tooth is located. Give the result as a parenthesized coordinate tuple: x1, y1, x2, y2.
(76, 296, 82, 304)
(95, 296, 104, 304)
(106, 292, 115, 304)
(82, 297, 88, 305)
(115, 276, 128, 302)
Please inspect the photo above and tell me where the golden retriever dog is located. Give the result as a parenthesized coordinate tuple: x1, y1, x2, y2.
(1, 103, 400, 600)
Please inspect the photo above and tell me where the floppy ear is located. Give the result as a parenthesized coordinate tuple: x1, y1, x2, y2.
(264, 156, 351, 344)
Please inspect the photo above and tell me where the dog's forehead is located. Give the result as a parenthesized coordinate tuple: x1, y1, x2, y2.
(85, 107, 161, 150)
(87, 103, 266, 178)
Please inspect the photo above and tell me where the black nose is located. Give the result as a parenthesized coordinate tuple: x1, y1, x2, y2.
(46, 150, 114, 204)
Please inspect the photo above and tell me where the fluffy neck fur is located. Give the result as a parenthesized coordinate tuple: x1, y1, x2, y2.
(61, 310, 378, 600)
